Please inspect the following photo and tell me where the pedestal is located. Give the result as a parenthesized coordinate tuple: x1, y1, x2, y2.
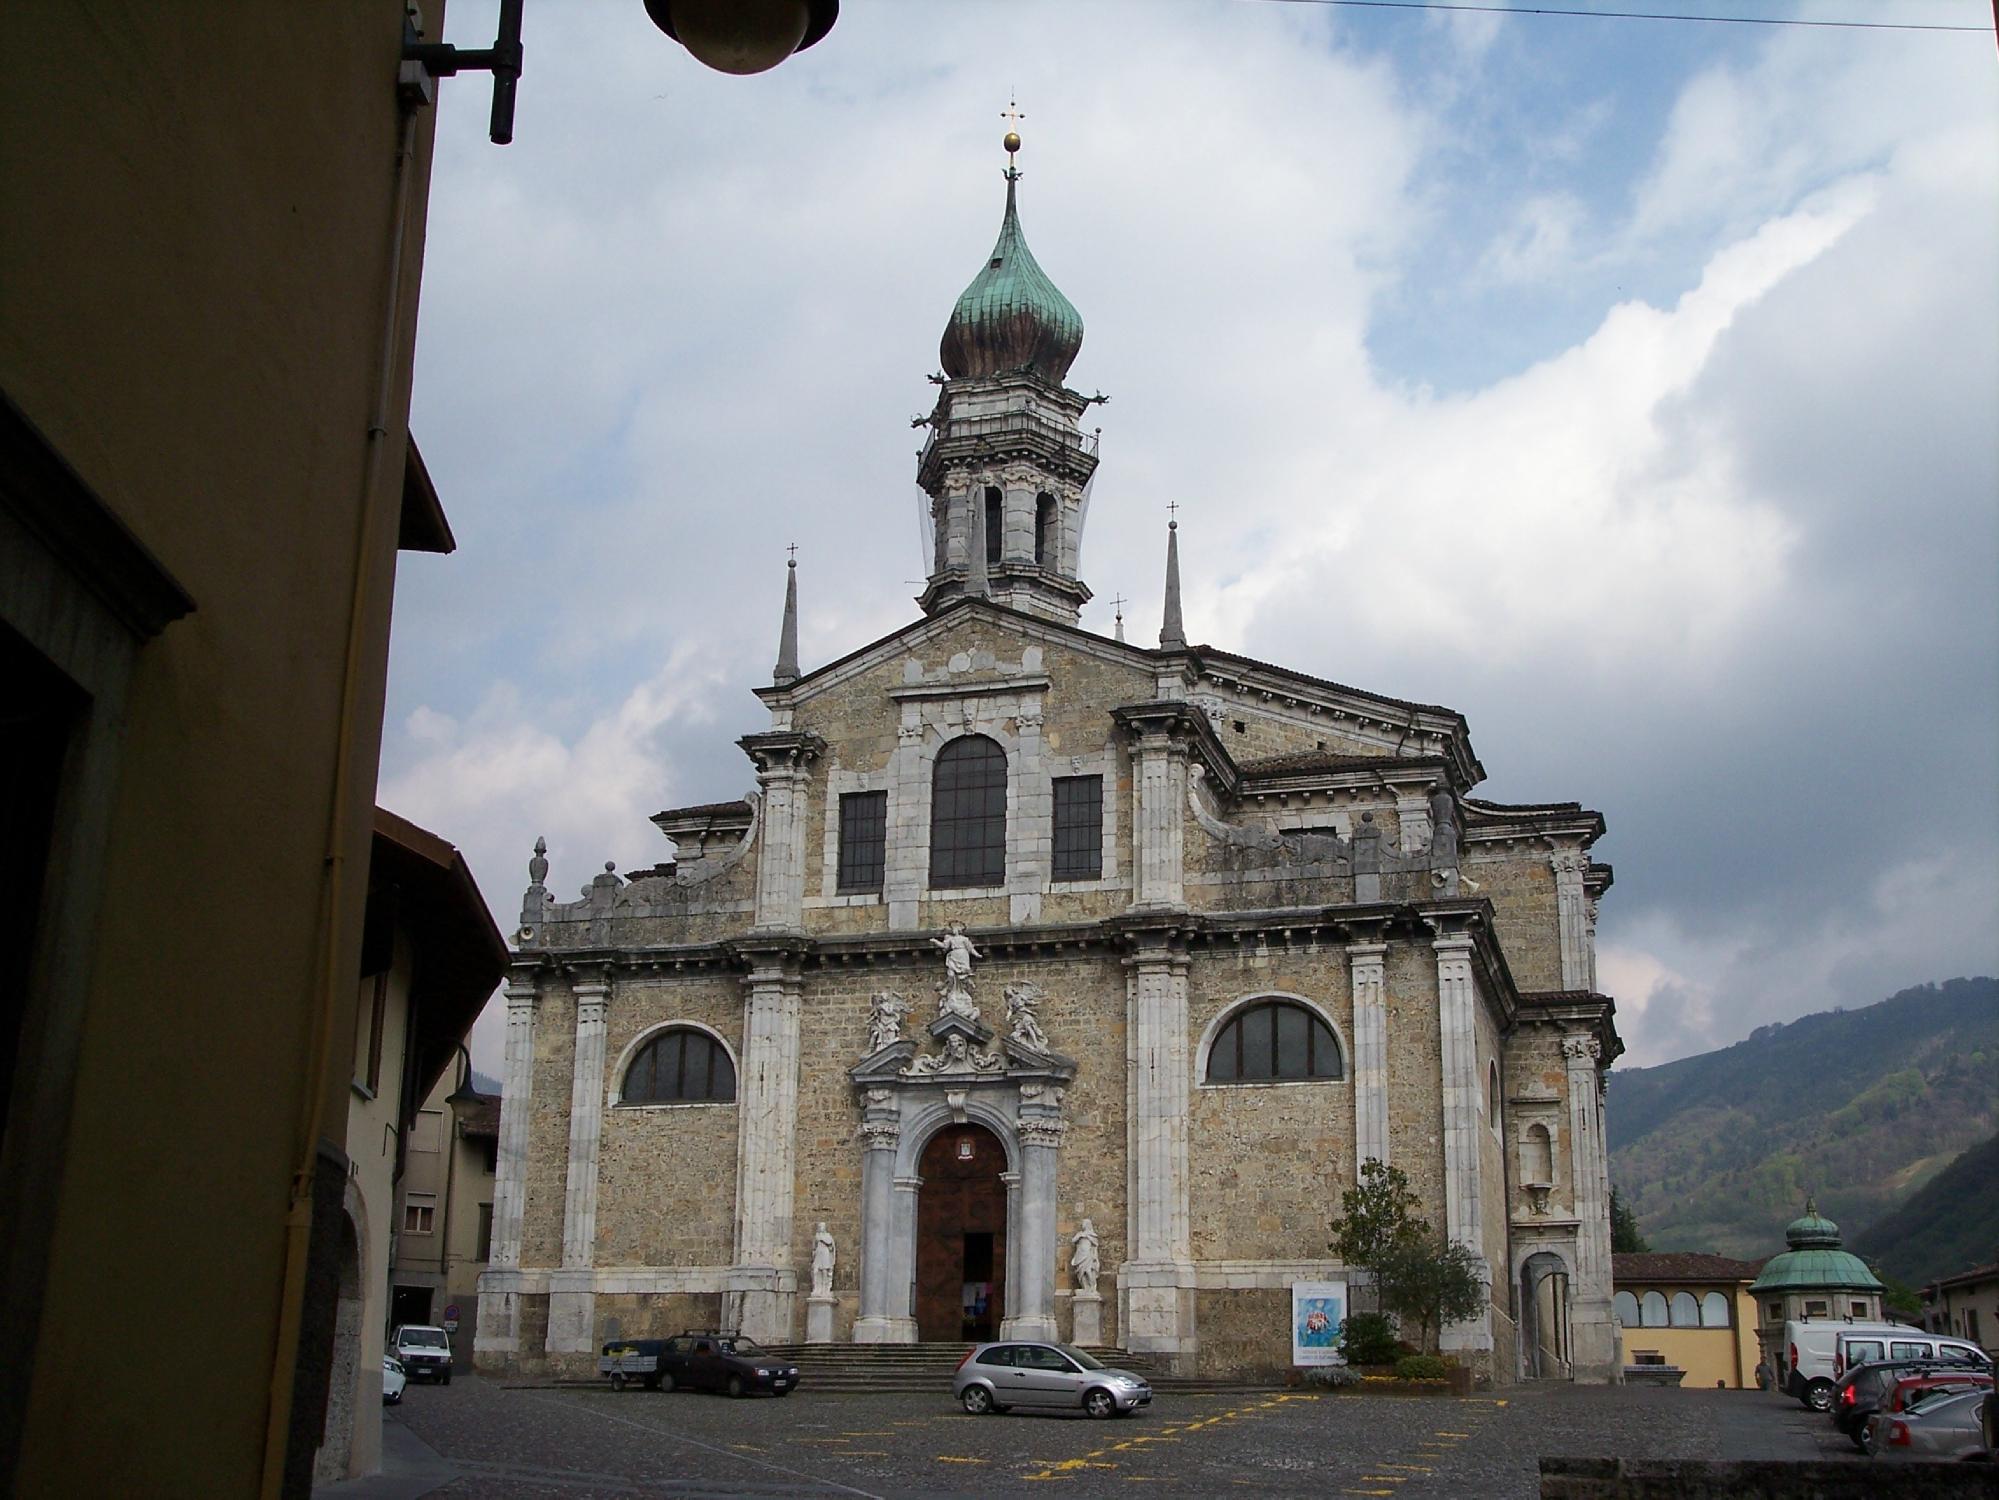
(806, 1293, 837, 1345)
(1070, 1292, 1103, 1347)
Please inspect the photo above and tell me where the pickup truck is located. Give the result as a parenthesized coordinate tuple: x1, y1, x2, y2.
(598, 1330, 800, 1397)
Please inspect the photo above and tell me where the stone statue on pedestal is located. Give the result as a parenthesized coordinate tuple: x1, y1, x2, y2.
(931, 922, 982, 1021)
(1069, 1218, 1101, 1295)
(811, 1222, 836, 1297)
(865, 991, 910, 1054)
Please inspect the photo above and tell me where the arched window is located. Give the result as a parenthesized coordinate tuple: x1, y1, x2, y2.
(1520, 1123, 1554, 1186)
(1206, 1000, 1343, 1083)
(1669, 1291, 1700, 1327)
(1639, 1290, 1668, 1327)
(1034, 492, 1057, 566)
(930, 735, 1007, 888)
(984, 487, 1003, 565)
(1701, 1292, 1731, 1328)
(622, 1027, 735, 1104)
(1613, 1291, 1640, 1327)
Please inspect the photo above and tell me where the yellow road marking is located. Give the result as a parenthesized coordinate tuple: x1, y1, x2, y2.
(1359, 1478, 1407, 1485)
(935, 1456, 988, 1464)
(841, 1431, 897, 1436)
(728, 1443, 765, 1452)
(1378, 1463, 1432, 1472)
(844, 1451, 888, 1456)
(1343, 1490, 1395, 1496)
(1435, 1430, 1472, 1437)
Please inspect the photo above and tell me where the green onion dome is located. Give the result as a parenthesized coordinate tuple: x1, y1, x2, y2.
(1749, 1198, 1884, 1293)
(939, 172, 1084, 385)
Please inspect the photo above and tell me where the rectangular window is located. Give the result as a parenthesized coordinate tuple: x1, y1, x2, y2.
(1805, 1300, 1828, 1317)
(1849, 1301, 1867, 1319)
(837, 790, 887, 893)
(476, 1202, 494, 1263)
(1051, 775, 1103, 880)
(403, 1197, 436, 1235)
(410, 1109, 443, 1153)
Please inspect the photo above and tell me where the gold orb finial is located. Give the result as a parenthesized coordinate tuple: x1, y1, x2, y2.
(1003, 130, 1021, 155)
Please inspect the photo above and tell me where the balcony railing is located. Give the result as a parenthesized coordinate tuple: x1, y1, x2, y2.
(919, 409, 1100, 471)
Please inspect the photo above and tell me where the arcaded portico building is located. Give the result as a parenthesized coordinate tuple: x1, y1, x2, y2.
(476, 143, 1624, 1382)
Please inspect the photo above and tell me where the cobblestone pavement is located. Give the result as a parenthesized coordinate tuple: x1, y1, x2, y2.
(384, 1378, 1862, 1498)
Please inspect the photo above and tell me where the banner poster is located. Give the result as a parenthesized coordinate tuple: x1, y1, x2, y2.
(1291, 1280, 1349, 1366)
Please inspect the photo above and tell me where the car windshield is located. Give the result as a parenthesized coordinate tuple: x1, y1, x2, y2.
(402, 1329, 448, 1348)
(1059, 1345, 1107, 1370)
(725, 1338, 766, 1357)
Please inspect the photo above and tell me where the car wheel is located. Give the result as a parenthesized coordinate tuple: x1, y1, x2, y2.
(1084, 1388, 1118, 1420)
(611, 1373, 627, 1392)
(642, 1377, 660, 1392)
(659, 1373, 676, 1393)
(1805, 1379, 1833, 1412)
(385, 1392, 401, 1406)
(1854, 1425, 1873, 1456)
(441, 1371, 452, 1386)
(961, 1385, 994, 1415)
(726, 1375, 745, 1399)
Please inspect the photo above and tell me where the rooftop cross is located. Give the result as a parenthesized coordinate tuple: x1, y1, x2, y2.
(1001, 92, 1025, 177)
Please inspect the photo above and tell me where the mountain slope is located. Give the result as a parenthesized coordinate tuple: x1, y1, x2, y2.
(1852, 1130, 1999, 1286)
(1606, 977, 1998, 1261)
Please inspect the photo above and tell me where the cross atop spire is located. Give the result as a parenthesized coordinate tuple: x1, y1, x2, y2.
(1001, 93, 1025, 178)
(1112, 593, 1128, 644)
(772, 550, 800, 686)
(1159, 509, 1186, 651)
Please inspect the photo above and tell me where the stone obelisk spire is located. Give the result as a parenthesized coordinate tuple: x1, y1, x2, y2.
(1158, 516, 1186, 650)
(772, 551, 800, 686)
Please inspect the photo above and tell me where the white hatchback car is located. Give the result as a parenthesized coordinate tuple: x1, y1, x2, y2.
(382, 1355, 407, 1405)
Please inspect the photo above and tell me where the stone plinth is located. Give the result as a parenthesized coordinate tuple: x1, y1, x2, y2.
(806, 1293, 837, 1345)
(1071, 1292, 1103, 1347)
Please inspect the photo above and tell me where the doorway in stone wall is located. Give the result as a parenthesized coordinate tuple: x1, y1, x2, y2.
(915, 1123, 1007, 1341)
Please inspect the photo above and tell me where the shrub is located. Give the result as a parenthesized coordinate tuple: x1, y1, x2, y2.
(1338, 1312, 1401, 1366)
(1301, 1364, 1361, 1389)
(1393, 1354, 1449, 1381)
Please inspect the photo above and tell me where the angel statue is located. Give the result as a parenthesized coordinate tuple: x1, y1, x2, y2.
(1069, 1218, 1101, 1295)
(1003, 981, 1051, 1052)
(866, 991, 910, 1053)
(931, 921, 982, 1020)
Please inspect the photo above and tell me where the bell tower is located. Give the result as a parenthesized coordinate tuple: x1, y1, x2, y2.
(916, 126, 1100, 624)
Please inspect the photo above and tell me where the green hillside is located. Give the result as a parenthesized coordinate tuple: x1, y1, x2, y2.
(1606, 977, 1999, 1262)
(1852, 1131, 1999, 1286)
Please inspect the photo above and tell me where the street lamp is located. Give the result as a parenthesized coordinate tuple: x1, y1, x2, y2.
(403, 0, 838, 145)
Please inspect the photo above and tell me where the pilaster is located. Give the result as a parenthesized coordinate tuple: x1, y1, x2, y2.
(740, 731, 824, 933)
(728, 948, 806, 1343)
(1121, 941, 1196, 1357)
(1003, 1096, 1066, 1341)
(476, 972, 539, 1357)
(853, 1091, 909, 1342)
(1563, 1033, 1618, 1379)
(1347, 941, 1390, 1179)
(1431, 926, 1491, 1355)
(547, 975, 610, 1352)
(1551, 850, 1590, 990)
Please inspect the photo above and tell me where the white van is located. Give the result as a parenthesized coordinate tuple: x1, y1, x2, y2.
(1782, 1319, 1991, 1409)
(1834, 1327, 1990, 1382)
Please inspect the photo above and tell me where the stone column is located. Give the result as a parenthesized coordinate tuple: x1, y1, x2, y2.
(741, 733, 821, 933)
(886, 715, 925, 930)
(1551, 851, 1590, 990)
(1348, 941, 1390, 1180)
(1125, 720, 1188, 910)
(1122, 945, 1196, 1358)
(1564, 1034, 1618, 1379)
(1004, 1096, 1065, 1341)
(853, 1093, 908, 1343)
(726, 955, 804, 1344)
(1432, 929, 1491, 1356)
(1010, 703, 1047, 925)
(547, 975, 610, 1352)
(476, 973, 538, 1358)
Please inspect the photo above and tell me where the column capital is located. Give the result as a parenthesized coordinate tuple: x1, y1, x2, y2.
(738, 728, 827, 779)
(1345, 940, 1389, 964)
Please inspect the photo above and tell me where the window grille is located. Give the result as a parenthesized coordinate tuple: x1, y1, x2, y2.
(1051, 774, 1102, 880)
(622, 1028, 736, 1104)
(1206, 1000, 1343, 1083)
(929, 735, 1007, 888)
(836, 790, 887, 892)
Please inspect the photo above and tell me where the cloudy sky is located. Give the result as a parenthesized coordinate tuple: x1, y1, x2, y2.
(385, 0, 1999, 1076)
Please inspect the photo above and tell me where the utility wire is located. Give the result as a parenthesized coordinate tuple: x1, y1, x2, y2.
(1254, 0, 1993, 34)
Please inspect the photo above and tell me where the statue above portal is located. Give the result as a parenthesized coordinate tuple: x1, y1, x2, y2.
(931, 922, 982, 1022)
(866, 991, 911, 1054)
(1004, 981, 1051, 1052)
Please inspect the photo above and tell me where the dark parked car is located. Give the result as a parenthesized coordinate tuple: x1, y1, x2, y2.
(598, 1330, 799, 1397)
(1832, 1358, 1993, 1450)
(1845, 1368, 1992, 1454)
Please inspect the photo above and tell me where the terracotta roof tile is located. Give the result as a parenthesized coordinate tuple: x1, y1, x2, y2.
(1614, 1252, 1766, 1283)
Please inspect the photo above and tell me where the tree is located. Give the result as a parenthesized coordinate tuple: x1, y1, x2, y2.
(1330, 1159, 1487, 1353)
(1379, 1234, 1488, 1355)
(1872, 1265, 1923, 1322)
(1610, 1185, 1650, 1254)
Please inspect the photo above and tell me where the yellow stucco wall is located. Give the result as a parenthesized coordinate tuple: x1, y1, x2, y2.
(1617, 1286, 1759, 1388)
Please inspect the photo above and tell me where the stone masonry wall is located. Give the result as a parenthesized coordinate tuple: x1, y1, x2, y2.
(520, 986, 575, 1269)
(1383, 945, 1446, 1222)
(1466, 848, 1562, 992)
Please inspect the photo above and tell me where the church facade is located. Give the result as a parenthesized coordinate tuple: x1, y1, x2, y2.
(476, 150, 1624, 1382)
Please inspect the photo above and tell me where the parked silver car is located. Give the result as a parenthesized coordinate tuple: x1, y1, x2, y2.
(1865, 1387, 1991, 1461)
(953, 1342, 1151, 1418)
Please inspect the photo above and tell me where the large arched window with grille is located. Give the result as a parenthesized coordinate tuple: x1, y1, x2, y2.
(1613, 1291, 1640, 1327)
(1670, 1291, 1700, 1327)
(930, 734, 1007, 888)
(1205, 999, 1344, 1083)
(621, 1027, 736, 1104)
